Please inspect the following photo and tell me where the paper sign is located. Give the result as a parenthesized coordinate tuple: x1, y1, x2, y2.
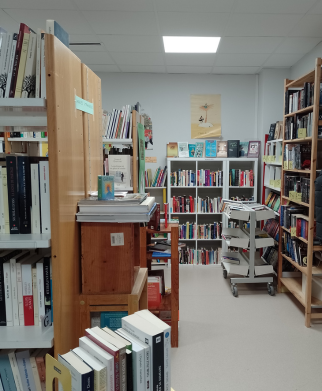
(298, 128, 307, 139)
(111, 233, 124, 246)
(263, 156, 267, 163)
(270, 155, 276, 162)
(296, 192, 302, 202)
(145, 156, 157, 163)
(284, 161, 288, 169)
(269, 179, 275, 187)
(41, 311, 52, 330)
(75, 95, 94, 114)
(291, 227, 296, 237)
(289, 161, 293, 169)
(289, 191, 295, 201)
(275, 179, 281, 189)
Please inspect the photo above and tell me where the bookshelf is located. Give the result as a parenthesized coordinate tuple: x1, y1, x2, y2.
(278, 57, 322, 327)
(167, 157, 258, 265)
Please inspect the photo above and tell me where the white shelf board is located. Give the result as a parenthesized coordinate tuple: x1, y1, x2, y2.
(0, 233, 51, 248)
(0, 325, 53, 349)
(115, 187, 133, 191)
(265, 162, 282, 166)
(146, 187, 166, 189)
(8, 137, 48, 142)
(103, 138, 132, 144)
(197, 238, 222, 241)
(0, 98, 47, 127)
(265, 184, 281, 192)
(178, 238, 195, 241)
(171, 212, 196, 215)
(229, 186, 254, 188)
(267, 139, 283, 143)
(0, 98, 46, 110)
(0, 137, 3, 141)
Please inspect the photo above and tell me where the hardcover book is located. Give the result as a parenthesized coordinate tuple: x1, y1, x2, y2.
(166, 142, 178, 158)
(227, 140, 240, 158)
(205, 140, 217, 157)
(109, 155, 131, 190)
(46, 20, 69, 48)
(188, 144, 196, 157)
(17, 157, 31, 234)
(100, 311, 128, 330)
(195, 142, 204, 158)
(239, 141, 249, 157)
(58, 352, 94, 391)
(217, 141, 227, 157)
(6, 156, 20, 234)
(178, 142, 189, 158)
(98, 175, 114, 200)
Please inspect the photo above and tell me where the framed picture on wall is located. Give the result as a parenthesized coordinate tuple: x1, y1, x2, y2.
(247, 141, 261, 158)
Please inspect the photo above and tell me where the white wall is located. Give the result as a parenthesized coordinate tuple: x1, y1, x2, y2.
(98, 73, 258, 169)
(291, 42, 322, 80)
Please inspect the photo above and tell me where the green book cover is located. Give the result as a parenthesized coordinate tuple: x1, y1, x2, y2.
(138, 123, 145, 193)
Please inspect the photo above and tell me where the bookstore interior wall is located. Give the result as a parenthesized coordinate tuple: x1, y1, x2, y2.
(290, 41, 322, 80)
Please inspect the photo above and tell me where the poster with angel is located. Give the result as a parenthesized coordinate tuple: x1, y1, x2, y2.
(190, 94, 221, 139)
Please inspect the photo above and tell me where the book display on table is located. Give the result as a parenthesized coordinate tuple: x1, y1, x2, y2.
(278, 58, 322, 327)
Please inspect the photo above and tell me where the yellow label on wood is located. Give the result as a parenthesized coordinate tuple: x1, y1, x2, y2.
(275, 179, 281, 189)
(284, 161, 288, 169)
(291, 227, 296, 237)
(145, 156, 157, 163)
(296, 192, 302, 202)
(270, 179, 275, 187)
(298, 128, 307, 139)
(289, 161, 293, 169)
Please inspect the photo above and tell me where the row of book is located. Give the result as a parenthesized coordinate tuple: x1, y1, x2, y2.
(170, 196, 195, 213)
(283, 175, 310, 203)
(261, 246, 278, 271)
(280, 205, 304, 230)
(102, 105, 135, 139)
(0, 250, 52, 327)
(264, 192, 281, 214)
(229, 169, 254, 187)
(0, 156, 50, 235)
(284, 82, 316, 114)
(197, 196, 222, 214)
(178, 222, 222, 240)
(285, 113, 313, 140)
(290, 214, 313, 241)
(179, 247, 220, 265)
(0, 347, 52, 391)
(6, 130, 47, 139)
(267, 121, 283, 141)
(170, 170, 195, 187)
(59, 311, 170, 391)
(284, 144, 311, 170)
(145, 166, 167, 187)
(197, 169, 223, 187)
(281, 231, 307, 266)
(263, 218, 280, 242)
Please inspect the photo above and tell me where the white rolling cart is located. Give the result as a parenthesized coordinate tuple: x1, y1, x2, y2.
(221, 200, 276, 297)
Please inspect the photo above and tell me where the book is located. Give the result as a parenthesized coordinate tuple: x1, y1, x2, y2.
(14, 25, 31, 98)
(8, 349, 24, 391)
(40, 33, 46, 98)
(188, 144, 196, 157)
(9, 24, 28, 97)
(4, 33, 18, 98)
(122, 314, 164, 391)
(32, 266, 39, 326)
(76, 206, 156, 223)
(178, 142, 189, 158)
(108, 155, 131, 190)
(35, 29, 42, 98)
(58, 351, 94, 391)
(6, 156, 20, 234)
(103, 327, 132, 351)
(36, 259, 45, 324)
(221, 252, 240, 264)
(0, 32, 12, 98)
(100, 311, 128, 331)
(217, 141, 227, 157)
(21, 30, 37, 98)
(39, 161, 51, 234)
(29, 350, 42, 391)
(166, 142, 178, 158)
(72, 347, 107, 391)
(0, 167, 5, 233)
(195, 142, 204, 158)
(98, 175, 114, 200)
(30, 164, 41, 234)
(16, 350, 37, 391)
(46, 20, 69, 48)
(78, 196, 153, 214)
(227, 140, 240, 158)
(79, 336, 115, 391)
(0, 350, 17, 391)
(43, 255, 51, 318)
(126, 350, 133, 391)
(17, 156, 32, 234)
(205, 140, 217, 157)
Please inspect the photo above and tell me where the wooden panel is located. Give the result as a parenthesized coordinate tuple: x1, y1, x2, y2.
(81, 64, 103, 197)
(81, 222, 135, 294)
(46, 35, 85, 356)
(171, 226, 179, 348)
(132, 110, 143, 194)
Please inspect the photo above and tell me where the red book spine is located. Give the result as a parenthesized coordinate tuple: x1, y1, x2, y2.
(23, 295, 34, 326)
(296, 218, 301, 237)
(172, 196, 176, 213)
(305, 221, 308, 239)
(156, 203, 160, 231)
(164, 203, 168, 228)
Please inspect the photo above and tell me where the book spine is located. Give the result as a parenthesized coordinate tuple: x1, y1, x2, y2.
(18, 156, 32, 234)
(21, 31, 37, 98)
(35, 29, 41, 98)
(3, 263, 13, 326)
(22, 265, 34, 326)
(16, 351, 37, 391)
(39, 161, 51, 233)
(6, 156, 20, 234)
(0, 355, 17, 391)
(16, 263, 24, 326)
(82, 371, 94, 391)
(40, 33, 46, 98)
(43, 256, 51, 316)
(10, 259, 19, 326)
(8, 351, 24, 391)
(120, 349, 127, 391)
(0, 168, 5, 233)
(32, 267, 39, 326)
(30, 357, 42, 391)
(5, 33, 18, 97)
(0, 260, 6, 325)
(14, 28, 30, 97)
(31, 164, 41, 234)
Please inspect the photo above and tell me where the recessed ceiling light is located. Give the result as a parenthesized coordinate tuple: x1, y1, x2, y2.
(163, 36, 221, 53)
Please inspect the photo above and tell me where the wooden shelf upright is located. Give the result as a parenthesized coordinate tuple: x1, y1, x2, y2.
(140, 223, 179, 347)
(278, 58, 322, 327)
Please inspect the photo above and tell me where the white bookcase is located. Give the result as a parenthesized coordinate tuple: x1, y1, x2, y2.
(167, 157, 258, 265)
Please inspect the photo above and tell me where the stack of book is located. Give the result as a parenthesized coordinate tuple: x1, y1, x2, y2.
(280, 205, 305, 230)
(145, 166, 167, 187)
(263, 218, 280, 241)
(264, 192, 281, 214)
(179, 222, 196, 239)
(76, 194, 157, 223)
(197, 169, 223, 186)
(285, 83, 315, 115)
(170, 196, 196, 213)
(283, 175, 310, 203)
(58, 310, 170, 391)
(197, 196, 222, 213)
(284, 144, 311, 170)
(147, 270, 165, 309)
(179, 246, 195, 264)
(0, 347, 53, 391)
(196, 248, 220, 265)
(281, 230, 307, 266)
(0, 250, 52, 327)
(229, 169, 254, 186)
(170, 170, 196, 186)
(197, 223, 222, 240)
(290, 214, 312, 241)
(102, 105, 134, 139)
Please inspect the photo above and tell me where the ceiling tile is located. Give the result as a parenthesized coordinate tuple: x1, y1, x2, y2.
(0, 9, 19, 32)
(100, 35, 163, 53)
(1, 0, 75, 9)
(110, 52, 164, 66)
(288, 15, 322, 37)
(69, 34, 100, 43)
(218, 37, 283, 54)
(119, 65, 166, 73)
(213, 66, 259, 74)
(82, 11, 158, 35)
(73, 0, 153, 11)
(165, 53, 216, 66)
(263, 53, 304, 67)
(167, 66, 212, 73)
(308, 0, 322, 13)
(275, 37, 322, 54)
(75, 51, 115, 64)
(215, 53, 269, 66)
(88, 64, 120, 72)
(226, 14, 302, 37)
(155, 0, 234, 12)
(234, 0, 316, 14)
(4, 9, 93, 34)
(70, 44, 106, 52)
(157, 12, 230, 36)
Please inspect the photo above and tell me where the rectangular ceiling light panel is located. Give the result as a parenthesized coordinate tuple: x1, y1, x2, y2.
(163, 36, 221, 53)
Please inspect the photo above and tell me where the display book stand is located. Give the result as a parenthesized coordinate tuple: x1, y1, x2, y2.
(278, 57, 322, 327)
(221, 200, 276, 297)
(140, 223, 179, 348)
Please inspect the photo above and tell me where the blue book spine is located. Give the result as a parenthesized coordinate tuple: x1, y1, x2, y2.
(0, 354, 17, 391)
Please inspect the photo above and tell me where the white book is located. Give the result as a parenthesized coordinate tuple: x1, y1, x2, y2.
(10, 253, 26, 326)
(79, 336, 115, 391)
(0, 33, 7, 74)
(35, 29, 42, 98)
(135, 310, 171, 391)
(109, 155, 131, 189)
(21, 30, 37, 98)
(72, 347, 107, 391)
(129, 109, 133, 139)
(16, 262, 24, 326)
(0, 33, 12, 98)
(0, 33, 8, 97)
(3, 262, 13, 326)
(39, 161, 51, 233)
(8, 349, 24, 391)
(0, 167, 5, 233)
(2, 167, 10, 234)
(31, 164, 41, 234)
(40, 33, 46, 98)
(36, 259, 45, 324)
(32, 266, 39, 326)
(106, 109, 115, 138)
(5, 33, 17, 98)
(58, 351, 94, 391)
(30, 349, 43, 391)
(16, 350, 37, 391)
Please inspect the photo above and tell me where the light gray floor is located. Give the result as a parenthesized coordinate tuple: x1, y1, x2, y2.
(163, 266, 322, 391)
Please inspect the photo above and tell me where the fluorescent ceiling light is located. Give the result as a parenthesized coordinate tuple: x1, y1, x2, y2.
(163, 36, 221, 53)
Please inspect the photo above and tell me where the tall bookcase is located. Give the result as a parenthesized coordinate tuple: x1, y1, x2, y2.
(167, 157, 258, 263)
(278, 58, 322, 327)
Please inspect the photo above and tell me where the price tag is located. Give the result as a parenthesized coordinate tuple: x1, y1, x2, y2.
(284, 161, 288, 169)
(291, 227, 296, 237)
(289, 161, 293, 170)
(269, 179, 275, 187)
(298, 128, 307, 139)
(296, 192, 302, 202)
(289, 191, 295, 201)
(263, 156, 267, 163)
(271, 155, 276, 162)
(275, 179, 281, 189)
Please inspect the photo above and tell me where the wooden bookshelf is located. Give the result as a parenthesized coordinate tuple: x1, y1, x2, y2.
(278, 57, 322, 325)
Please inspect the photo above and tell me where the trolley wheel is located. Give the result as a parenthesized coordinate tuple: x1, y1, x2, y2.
(223, 269, 228, 279)
(231, 284, 238, 297)
(267, 284, 275, 296)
